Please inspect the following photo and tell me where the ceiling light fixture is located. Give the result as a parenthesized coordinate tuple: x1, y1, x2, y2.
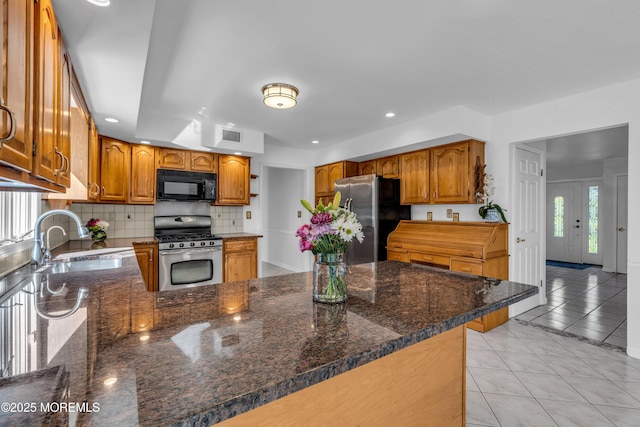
(262, 83, 298, 109)
(86, 0, 110, 6)
(105, 117, 118, 123)
(312, 140, 319, 144)
(385, 112, 395, 118)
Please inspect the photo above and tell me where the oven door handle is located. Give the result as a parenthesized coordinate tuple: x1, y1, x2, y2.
(159, 247, 221, 256)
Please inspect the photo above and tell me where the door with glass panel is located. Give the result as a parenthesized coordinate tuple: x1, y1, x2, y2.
(546, 181, 601, 265)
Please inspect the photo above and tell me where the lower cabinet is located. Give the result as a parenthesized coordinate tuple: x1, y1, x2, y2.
(133, 242, 158, 292)
(223, 238, 258, 282)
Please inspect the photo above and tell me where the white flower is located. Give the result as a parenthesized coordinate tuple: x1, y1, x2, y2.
(331, 216, 364, 243)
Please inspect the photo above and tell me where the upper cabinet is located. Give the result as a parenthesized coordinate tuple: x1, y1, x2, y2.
(430, 140, 484, 204)
(130, 144, 156, 204)
(0, 0, 33, 172)
(99, 137, 130, 202)
(400, 149, 430, 204)
(157, 148, 217, 173)
(55, 31, 71, 188)
(376, 155, 400, 178)
(399, 140, 484, 205)
(315, 161, 358, 203)
(217, 155, 250, 205)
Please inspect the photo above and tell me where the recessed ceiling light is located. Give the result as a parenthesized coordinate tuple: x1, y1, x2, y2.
(105, 117, 118, 123)
(312, 140, 319, 144)
(385, 112, 395, 118)
(234, 152, 242, 155)
(140, 140, 151, 145)
(86, 0, 110, 6)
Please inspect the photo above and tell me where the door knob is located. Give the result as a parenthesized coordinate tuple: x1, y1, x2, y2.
(516, 237, 526, 243)
(618, 227, 626, 232)
(575, 225, 580, 228)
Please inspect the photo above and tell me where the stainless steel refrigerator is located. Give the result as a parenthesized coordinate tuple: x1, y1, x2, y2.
(334, 174, 411, 265)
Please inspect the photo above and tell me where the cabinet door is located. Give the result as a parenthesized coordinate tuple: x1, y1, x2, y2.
(55, 33, 71, 188)
(223, 239, 257, 282)
(99, 137, 130, 202)
(377, 155, 399, 178)
(359, 160, 376, 176)
(130, 144, 155, 204)
(217, 155, 250, 205)
(315, 165, 329, 196)
(133, 242, 158, 292)
(87, 120, 100, 201)
(0, 0, 33, 172)
(189, 151, 217, 172)
(327, 162, 345, 195)
(157, 147, 186, 170)
(400, 150, 429, 204)
(430, 141, 469, 203)
(32, 0, 57, 183)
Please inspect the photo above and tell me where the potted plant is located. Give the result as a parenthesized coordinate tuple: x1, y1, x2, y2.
(476, 173, 508, 223)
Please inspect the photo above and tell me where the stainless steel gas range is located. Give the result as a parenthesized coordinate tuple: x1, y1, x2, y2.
(155, 214, 222, 291)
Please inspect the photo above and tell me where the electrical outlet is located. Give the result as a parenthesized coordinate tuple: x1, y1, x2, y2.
(427, 212, 433, 221)
(446, 209, 453, 218)
(298, 211, 302, 218)
(246, 211, 252, 220)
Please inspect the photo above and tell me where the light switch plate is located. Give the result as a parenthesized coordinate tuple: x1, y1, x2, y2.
(427, 212, 433, 221)
(246, 211, 252, 219)
(447, 209, 453, 218)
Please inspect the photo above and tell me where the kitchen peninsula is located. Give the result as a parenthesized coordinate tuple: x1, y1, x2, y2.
(0, 253, 536, 426)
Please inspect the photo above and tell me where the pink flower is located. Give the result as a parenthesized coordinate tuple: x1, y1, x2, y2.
(310, 212, 332, 225)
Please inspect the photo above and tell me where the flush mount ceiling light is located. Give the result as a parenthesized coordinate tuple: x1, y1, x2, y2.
(86, 0, 110, 6)
(261, 83, 298, 109)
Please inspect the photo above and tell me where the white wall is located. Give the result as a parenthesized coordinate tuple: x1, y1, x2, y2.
(547, 160, 603, 181)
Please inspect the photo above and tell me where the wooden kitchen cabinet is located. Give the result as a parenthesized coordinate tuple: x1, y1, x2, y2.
(314, 161, 358, 203)
(54, 31, 71, 188)
(190, 151, 217, 172)
(99, 137, 130, 202)
(387, 221, 509, 332)
(430, 140, 484, 204)
(359, 160, 376, 176)
(0, 0, 33, 173)
(157, 147, 187, 170)
(130, 144, 156, 204)
(133, 242, 158, 292)
(377, 155, 400, 178)
(223, 238, 258, 282)
(87, 119, 100, 201)
(32, 0, 58, 184)
(400, 149, 430, 204)
(217, 154, 250, 205)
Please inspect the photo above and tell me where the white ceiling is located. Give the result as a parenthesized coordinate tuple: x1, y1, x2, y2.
(52, 0, 640, 158)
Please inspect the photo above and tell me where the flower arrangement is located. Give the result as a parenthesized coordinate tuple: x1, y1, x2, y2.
(296, 192, 364, 255)
(476, 173, 508, 223)
(86, 218, 110, 241)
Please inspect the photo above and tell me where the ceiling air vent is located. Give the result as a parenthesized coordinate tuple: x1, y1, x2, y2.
(222, 128, 242, 143)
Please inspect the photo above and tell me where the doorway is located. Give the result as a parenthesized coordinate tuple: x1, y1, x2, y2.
(546, 180, 603, 265)
(616, 175, 628, 274)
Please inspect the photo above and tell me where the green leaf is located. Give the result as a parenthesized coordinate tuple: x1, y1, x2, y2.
(301, 199, 314, 214)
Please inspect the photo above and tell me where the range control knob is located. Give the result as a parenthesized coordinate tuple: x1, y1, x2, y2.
(190, 242, 195, 247)
(200, 241, 206, 246)
(169, 243, 174, 249)
(179, 243, 184, 248)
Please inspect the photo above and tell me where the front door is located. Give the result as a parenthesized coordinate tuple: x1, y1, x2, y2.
(546, 182, 582, 263)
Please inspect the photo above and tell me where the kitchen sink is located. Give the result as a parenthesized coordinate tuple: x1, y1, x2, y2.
(42, 257, 123, 274)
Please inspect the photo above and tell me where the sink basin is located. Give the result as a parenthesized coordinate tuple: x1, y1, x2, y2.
(54, 247, 133, 261)
(43, 258, 123, 274)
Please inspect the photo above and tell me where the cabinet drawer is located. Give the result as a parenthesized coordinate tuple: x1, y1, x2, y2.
(387, 250, 410, 263)
(224, 239, 257, 252)
(410, 252, 450, 267)
(450, 258, 483, 275)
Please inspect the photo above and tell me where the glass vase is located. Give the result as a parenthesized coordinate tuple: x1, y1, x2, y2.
(92, 231, 107, 242)
(313, 253, 348, 304)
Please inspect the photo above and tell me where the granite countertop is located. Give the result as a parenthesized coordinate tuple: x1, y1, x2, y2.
(215, 232, 263, 240)
(0, 259, 536, 426)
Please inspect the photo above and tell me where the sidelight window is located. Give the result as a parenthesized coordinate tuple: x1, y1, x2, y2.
(553, 196, 564, 238)
(587, 185, 599, 254)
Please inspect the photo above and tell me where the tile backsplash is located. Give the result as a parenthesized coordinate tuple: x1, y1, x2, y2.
(66, 203, 243, 239)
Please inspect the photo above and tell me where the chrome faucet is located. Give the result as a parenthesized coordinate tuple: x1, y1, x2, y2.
(44, 225, 66, 264)
(31, 209, 90, 266)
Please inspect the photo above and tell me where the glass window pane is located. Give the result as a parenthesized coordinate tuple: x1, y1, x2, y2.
(588, 185, 599, 254)
(554, 196, 564, 238)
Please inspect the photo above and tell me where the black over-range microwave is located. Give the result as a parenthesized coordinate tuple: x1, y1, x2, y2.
(156, 169, 217, 202)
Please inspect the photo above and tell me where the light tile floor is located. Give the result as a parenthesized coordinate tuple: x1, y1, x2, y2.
(261, 262, 297, 278)
(516, 265, 627, 348)
(466, 321, 640, 426)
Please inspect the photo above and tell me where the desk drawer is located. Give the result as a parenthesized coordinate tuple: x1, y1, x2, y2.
(450, 258, 483, 275)
(410, 252, 450, 267)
